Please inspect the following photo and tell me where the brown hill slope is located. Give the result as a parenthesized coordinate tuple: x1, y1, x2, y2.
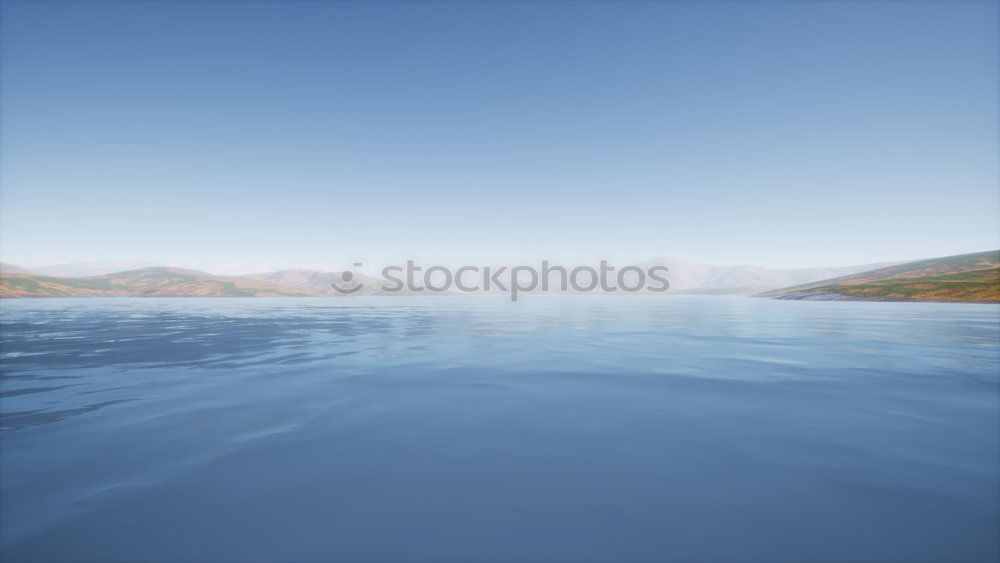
(760, 250, 1000, 303)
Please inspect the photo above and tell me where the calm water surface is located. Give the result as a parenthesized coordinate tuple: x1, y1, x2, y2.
(1, 296, 998, 562)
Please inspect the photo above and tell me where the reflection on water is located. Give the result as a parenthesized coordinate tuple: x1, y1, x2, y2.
(1, 296, 998, 562)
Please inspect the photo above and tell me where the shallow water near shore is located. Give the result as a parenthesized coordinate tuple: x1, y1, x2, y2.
(1, 296, 998, 562)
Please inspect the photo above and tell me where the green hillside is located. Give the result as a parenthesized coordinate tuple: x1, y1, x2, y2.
(761, 250, 1000, 303)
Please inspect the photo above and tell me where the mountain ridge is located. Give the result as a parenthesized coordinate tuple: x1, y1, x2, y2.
(760, 250, 1000, 303)
(0, 267, 312, 298)
(637, 258, 900, 294)
(3, 253, 995, 299)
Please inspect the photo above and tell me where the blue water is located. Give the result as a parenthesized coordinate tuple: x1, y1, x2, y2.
(1, 296, 997, 562)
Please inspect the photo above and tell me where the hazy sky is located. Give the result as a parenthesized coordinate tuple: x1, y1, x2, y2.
(1, 0, 997, 272)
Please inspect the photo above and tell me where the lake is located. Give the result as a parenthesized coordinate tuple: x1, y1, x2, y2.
(1, 296, 998, 562)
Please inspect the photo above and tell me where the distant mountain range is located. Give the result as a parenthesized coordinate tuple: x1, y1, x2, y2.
(246, 269, 414, 296)
(0, 267, 309, 298)
(759, 250, 999, 303)
(0, 262, 34, 275)
(2, 253, 997, 301)
(27, 261, 164, 277)
(638, 258, 900, 294)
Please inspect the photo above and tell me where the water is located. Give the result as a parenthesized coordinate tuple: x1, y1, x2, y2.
(1, 296, 997, 562)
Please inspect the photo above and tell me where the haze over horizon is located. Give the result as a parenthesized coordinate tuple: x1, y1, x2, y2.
(1, 250, 990, 279)
(1, 1, 997, 271)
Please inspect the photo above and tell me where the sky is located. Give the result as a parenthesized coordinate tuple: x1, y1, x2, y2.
(1, 0, 997, 273)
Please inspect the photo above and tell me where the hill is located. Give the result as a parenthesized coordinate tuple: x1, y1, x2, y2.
(0, 267, 312, 298)
(638, 258, 899, 294)
(760, 250, 1000, 303)
(30, 261, 163, 277)
(0, 262, 35, 275)
(247, 269, 426, 296)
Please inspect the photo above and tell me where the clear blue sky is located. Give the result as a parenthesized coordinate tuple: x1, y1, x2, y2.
(1, 0, 997, 272)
